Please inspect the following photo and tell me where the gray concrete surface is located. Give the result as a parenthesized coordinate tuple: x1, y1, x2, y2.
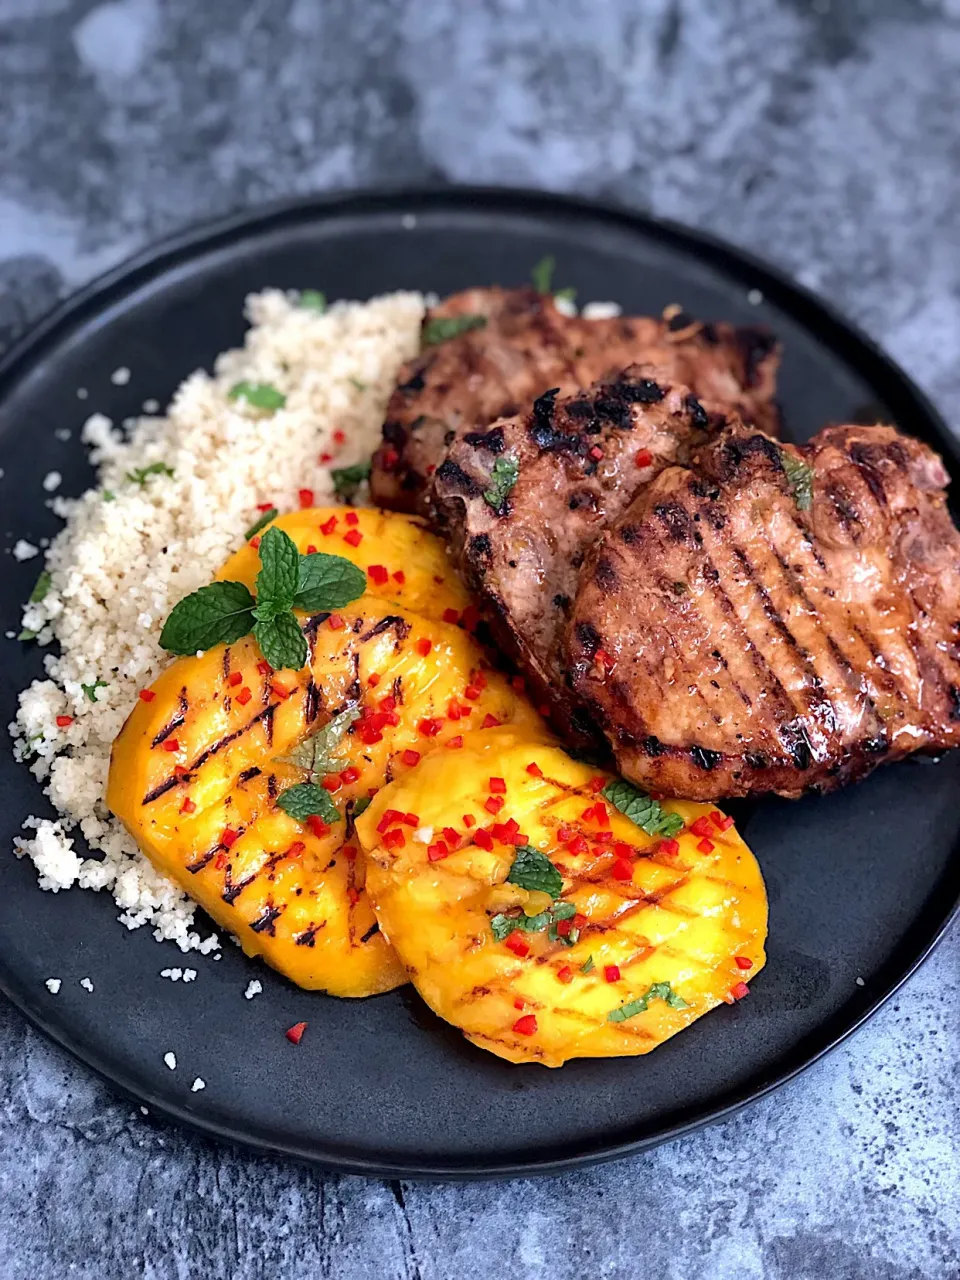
(0, 1, 958, 1277)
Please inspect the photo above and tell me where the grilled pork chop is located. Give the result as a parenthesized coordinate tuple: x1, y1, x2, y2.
(568, 423, 960, 798)
(433, 366, 741, 744)
(369, 288, 780, 517)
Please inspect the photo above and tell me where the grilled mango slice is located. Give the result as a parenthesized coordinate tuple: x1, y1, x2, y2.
(356, 729, 767, 1065)
(218, 506, 474, 626)
(108, 596, 544, 997)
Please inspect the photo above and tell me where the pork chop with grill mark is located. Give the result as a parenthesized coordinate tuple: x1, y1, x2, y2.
(567, 423, 960, 799)
(369, 287, 780, 518)
(433, 365, 741, 745)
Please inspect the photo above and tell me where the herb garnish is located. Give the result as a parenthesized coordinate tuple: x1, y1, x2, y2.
(29, 570, 52, 604)
(531, 255, 556, 294)
(158, 527, 365, 667)
(299, 290, 327, 313)
(506, 846, 563, 899)
(491, 900, 575, 942)
(483, 454, 519, 513)
(81, 680, 108, 703)
(422, 315, 487, 346)
(331, 460, 372, 501)
(127, 462, 174, 486)
(348, 377, 367, 392)
(580, 955, 595, 974)
(17, 628, 37, 642)
(607, 981, 688, 1023)
(228, 382, 286, 412)
(353, 795, 372, 818)
(276, 782, 341, 825)
(602, 778, 684, 838)
(274, 706, 361, 777)
(243, 508, 278, 541)
(780, 448, 813, 511)
(102, 489, 116, 502)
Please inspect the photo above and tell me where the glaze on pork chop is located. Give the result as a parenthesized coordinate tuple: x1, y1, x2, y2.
(568, 423, 960, 798)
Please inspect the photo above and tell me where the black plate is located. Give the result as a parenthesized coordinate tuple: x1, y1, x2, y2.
(1, 188, 958, 1180)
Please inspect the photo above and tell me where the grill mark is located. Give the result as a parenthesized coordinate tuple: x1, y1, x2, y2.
(359, 922, 380, 944)
(151, 688, 188, 747)
(222, 648, 232, 681)
(295, 921, 324, 946)
(142, 704, 278, 804)
(250, 904, 283, 935)
(187, 848, 217, 874)
(463, 426, 505, 453)
(849, 444, 889, 507)
(304, 613, 331, 658)
(392, 675, 404, 704)
(359, 615, 410, 643)
(434, 459, 483, 498)
(267, 773, 279, 801)
(303, 678, 323, 725)
(237, 766, 261, 784)
(221, 874, 255, 904)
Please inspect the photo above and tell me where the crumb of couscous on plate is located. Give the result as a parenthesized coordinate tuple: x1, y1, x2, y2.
(79, 977, 94, 992)
(45, 978, 61, 994)
(110, 366, 131, 385)
(12, 539, 40, 561)
(244, 979, 263, 1000)
(163, 1051, 177, 1070)
(191, 1077, 206, 1092)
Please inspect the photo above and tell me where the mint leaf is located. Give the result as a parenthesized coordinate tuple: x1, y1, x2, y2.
(127, 461, 174, 486)
(102, 489, 115, 502)
(228, 382, 286, 412)
(253, 526, 300, 620)
(331, 461, 372, 501)
(506, 846, 563, 899)
(299, 290, 327, 313)
(244, 508, 278, 541)
(254, 612, 307, 671)
(607, 981, 688, 1023)
(29, 570, 52, 604)
(580, 955, 595, 974)
(348, 377, 367, 392)
(490, 900, 575, 942)
(780, 448, 813, 512)
(17, 628, 37, 642)
(422, 314, 487, 346)
(274, 706, 360, 775)
(602, 779, 684, 838)
(353, 795, 371, 818)
(295, 552, 366, 612)
(531, 255, 555, 294)
(277, 782, 340, 824)
(81, 679, 107, 703)
(159, 581, 256, 655)
(483, 454, 519, 513)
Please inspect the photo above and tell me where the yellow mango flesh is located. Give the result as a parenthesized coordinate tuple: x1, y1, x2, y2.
(218, 506, 473, 626)
(357, 729, 767, 1065)
(107, 516, 543, 997)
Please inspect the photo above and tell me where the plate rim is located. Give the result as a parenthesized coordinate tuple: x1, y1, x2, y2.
(1, 183, 958, 1180)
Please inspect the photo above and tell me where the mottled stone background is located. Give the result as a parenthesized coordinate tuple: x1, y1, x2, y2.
(1, 1, 958, 1277)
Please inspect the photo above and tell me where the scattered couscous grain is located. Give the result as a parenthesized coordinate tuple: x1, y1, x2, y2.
(110, 367, 131, 385)
(79, 977, 94, 992)
(163, 1051, 177, 1070)
(191, 1077, 206, 1092)
(45, 978, 61, 994)
(244, 979, 263, 1000)
(13, 539, 40, 561)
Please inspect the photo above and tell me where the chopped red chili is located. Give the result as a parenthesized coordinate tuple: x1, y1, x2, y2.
(285, 1021, 308, 1045)
(635, 448, 653, 467)
(418, 717, 442, 737)
(333, 429, 346, 446)
(307, 815, 330, 839)
(163, 738, 179, 752)
(347, 886, 360, 906)
(342, 845, 357, 862)
(392, 569, 405, 584)
(512, 1014, 537, 1035)
(383, 828, 406, 850)
(222, 828, 239, 848)
(249, 536, 261, 549)
(56, 715, 74, 728)
(482, 714, 501, 729)
(173, 765, 189, 779)
(343, 528, 363, 547)
(555, 917, 573, 938)
(557, 966, 574, 984)
(320, 515, 337, 536)
(463, 814, 476, 828)
(690, 816, 714, 838)
(610, 859, 633, 881)
(235, 687, 252, 705)
(179, 797, 196, 815)
(710, 810, 735, 831)
(697, 837, 715, 854)
(735, 956, 754, 971)
(442, 827, 460, 847)
(368, 672, 381, 687)
(604, 964, 621, 983)
(427, 841, 449, 862)
(442, 607, 460, 624)
(257, 659, 273, 676)
(368, 564, 389, 585)
(589, 444, 604, 461)
(446, 735, 464, 749)
(287, 841, 305, 858)
(484, 795, 505, 815)
(340, 766, 361, 785)
(345, 511, 359, 526)
(488, 777, 506, 794)
(658, 837, 680, 856)
(298, 488, 314, 508)
(256, 501, 274, 512)
(401, 813, 419, 827)
(382, 447, 399, 469)
(138, 689, 156, 703)
(464, 684, 481, 700)
(306, 545, 317, 555)
(228, 670, 243, 687)
(731, 981, 750, 1000)
(474, 829, 494, 851)
(566, 834, 588, 856)
(415, 637, 432, 656)
(321, 776, 341, 793)
(214, 851, 227, 870)
(401, 749, 421, 767)
(526, 761, 543, 778)
(504, 932, 529, 958)
(461, 604, 481, 632)
(328, 614, 345, 630)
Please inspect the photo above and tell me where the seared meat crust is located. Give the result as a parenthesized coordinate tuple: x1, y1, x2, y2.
(568, 423, 960, 798)
(369, 288, 780, 517)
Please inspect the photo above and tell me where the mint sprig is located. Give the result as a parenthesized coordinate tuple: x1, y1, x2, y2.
(506, 846, 563, 899)
(491, 900, 575, 942)
(274, 707, 361, 776)
(277, 782, 341, 825)
(607, 981, 688, 1023)
(299, 290, 327, 313)
(159, 527, 364, 668)
(602, 779, 684, 839)
(331, 460, 372, 501)
(228, 382, 286, 412)
(422, 314, 487, 346)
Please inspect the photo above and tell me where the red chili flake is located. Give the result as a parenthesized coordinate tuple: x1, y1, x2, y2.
(138, 689, 156, 703)
(635, 448, 653, 468)
(484, 795, 505, 815)
(380, 695, 397, 712)
(555, 917, 573, 938)
(307, 815, 330, 839)
(249, 536, 261, 549)
(401, 812, 420, 827)
(589, 444, 604, 461)
(383, 828, 406, 850)
(179, 797, 196, 815)
(401, 749, 421, 767)
(382, 447, 399, 469)
(604, 964, 621, 983)
(222, 828, 239, 848)
(368, 672, 381, 687)
(235, 687, 252, 705)
(214, 851, 227, 870)
(735, 956, 754, 971)
(426, 464, 436, 476)
(460, 604, 481, 632)
(526, 762, 543, 778)
(257, 660, 273, 676)
(163, 738, 179, 753)
(344, 528, 363, 547)
(446, 699, 461, 721)
(340, 766, 361, 785)
(173, 765, 189, 779)
(463, 814, 476, 828)
(513, 998, 526, 1010)
(320, 515, 337, 536)
(611, 859, 633, 881)
(488, 777, 506, 794)
(512, 1014, 538, 1036)
(442, 827, 460, 847)
(344, 511, 359, 526)
(256, 501, 274, 512)
(392, 570, 405, 584)
(319, 452, 333, 464)
(710, 810, 735, 831)
(342, 845, 357, 862)
(227, 670, 243, 687)
(658, 837, 680, 856)
(416, 637, 433, 656)
(612, 841, 633, 860)
(572, 913, 588, 929)
(464, 684, 481, 700)
(482, 714, 501, 729)
(566, 834, 588, 856)
(368, 564, 389, 585)
(505, 931, 530, 958)
(377, 809, 404, 834)
(306, 544, 317, 555)
(537, 703, 551, 717)
(474, 829, 494, 851)
(333, 429, 346, 446)
(442, 607, 460, 624)
(285, 1021, 308, 1045)
(557, 824, 575, 843)
(690, 815, 714, 839)
(271, 680, 292, 701)
(298, 488, 314, 508)
(56, 715, 74, 728)
(427, 841, 449, 862)
(557, 966, 574, 984)
(347, 886, 360, 906)
(321, 776, 341, 793)
(287, 841, 306, 858)
(446, 735, 464, 749)
(328, 614, 345, 630)
(418, 717, 442, 737)
(358, 725, 383, 746)
(593, 830, 614, 843)
(731, 981, 750, 1001)
(697, 837, 715, 854)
